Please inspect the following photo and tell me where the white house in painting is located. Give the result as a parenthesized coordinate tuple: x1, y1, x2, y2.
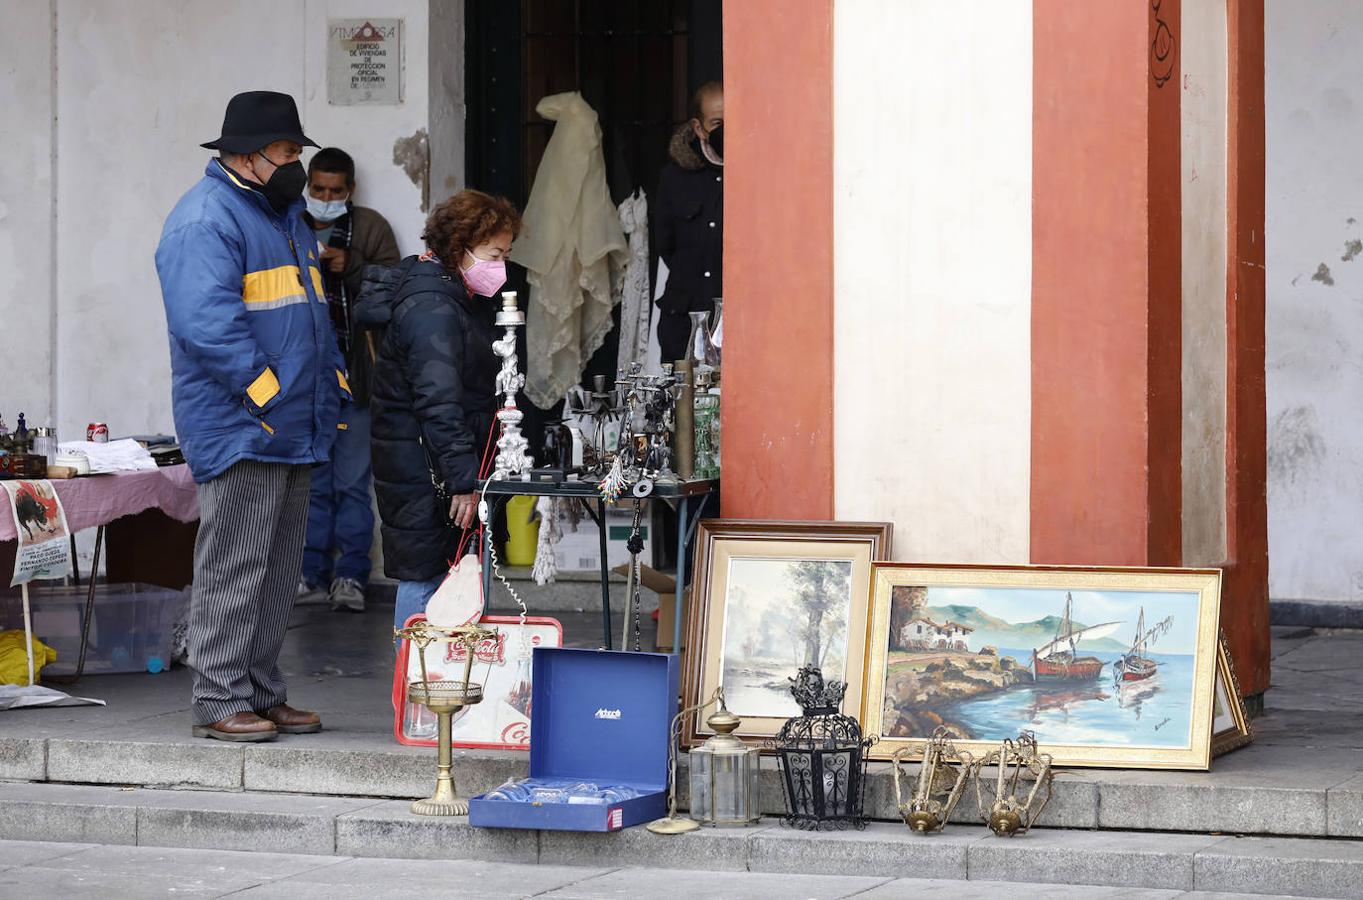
(900, 618, 974, 653)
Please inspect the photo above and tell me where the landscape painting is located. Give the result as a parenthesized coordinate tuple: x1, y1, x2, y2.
(683, 520, 892, 746)
(862, 565, 1222, 770)
(719, 557, 854, 720)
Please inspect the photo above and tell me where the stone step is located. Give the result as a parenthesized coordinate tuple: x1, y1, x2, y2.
(5, 734, 1361, 841)
(1, 783, 1360, 897)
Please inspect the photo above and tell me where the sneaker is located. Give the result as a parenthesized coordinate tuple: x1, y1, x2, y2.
(296, 578, 328, 606)
(330, 577, 366, 612)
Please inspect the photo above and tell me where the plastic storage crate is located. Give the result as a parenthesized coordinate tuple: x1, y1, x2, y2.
(0, 582, 187, 675)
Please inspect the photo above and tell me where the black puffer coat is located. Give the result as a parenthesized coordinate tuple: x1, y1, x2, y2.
(652, 125, 723, 361)
(354, 257, 499, 581)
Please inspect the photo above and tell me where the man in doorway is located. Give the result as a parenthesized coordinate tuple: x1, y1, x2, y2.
(298, 148, 400, 613)
(653, 81, 724, 362)
(156, 91, 349, 742)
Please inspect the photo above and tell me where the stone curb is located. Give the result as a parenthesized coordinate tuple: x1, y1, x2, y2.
(3, 783, 1362, 896)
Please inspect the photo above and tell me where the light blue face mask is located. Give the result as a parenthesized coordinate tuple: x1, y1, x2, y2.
(305, 192, 349, 223)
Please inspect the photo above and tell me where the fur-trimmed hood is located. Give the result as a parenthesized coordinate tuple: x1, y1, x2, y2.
(668, 123, 706, 171)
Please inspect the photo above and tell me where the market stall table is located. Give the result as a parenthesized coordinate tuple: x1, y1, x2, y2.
(0, 465, 199, 681)
(476, 478, 717, 652)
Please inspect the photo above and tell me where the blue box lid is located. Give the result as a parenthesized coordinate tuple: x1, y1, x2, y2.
(530, 648, 679, 790)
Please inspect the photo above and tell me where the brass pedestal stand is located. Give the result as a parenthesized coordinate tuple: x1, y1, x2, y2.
(396, 621, 497, 817)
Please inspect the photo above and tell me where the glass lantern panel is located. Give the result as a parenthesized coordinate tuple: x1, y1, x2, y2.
(711, 756, 742, 822)
(744, 747, 760, 819)
(689, 749, 713, 820)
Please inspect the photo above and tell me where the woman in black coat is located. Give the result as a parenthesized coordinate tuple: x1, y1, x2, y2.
(354, 190, 523, 629)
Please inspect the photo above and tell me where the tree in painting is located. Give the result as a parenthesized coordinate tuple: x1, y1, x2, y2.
(786, 560, 851, 671)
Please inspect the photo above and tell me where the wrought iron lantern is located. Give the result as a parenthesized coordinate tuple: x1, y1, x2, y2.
(648, 688, 760, 834)
(973, 731, 1054, 836)
(892, 727, 975, 834)
(771, 666, 875, 831)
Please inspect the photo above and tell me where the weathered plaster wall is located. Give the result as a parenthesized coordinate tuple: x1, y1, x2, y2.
(1181, 0, 1229, 567)
(0, 0, 55, 428)
(832, 0, 1032, 562)
(1265, 0, 1363, 602)
(5, 1, 430, 446)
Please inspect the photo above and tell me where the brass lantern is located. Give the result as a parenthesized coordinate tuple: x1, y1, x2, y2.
(892, 727, 974, 834)
(648, 688, 760, 834)
(688, 699, 761, 827)
(973, 731, 1054, 836)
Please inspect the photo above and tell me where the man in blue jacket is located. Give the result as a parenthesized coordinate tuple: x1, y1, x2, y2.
(156, 91, 350, 742)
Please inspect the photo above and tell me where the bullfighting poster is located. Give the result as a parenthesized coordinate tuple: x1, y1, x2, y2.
(2, 480, 72, 586)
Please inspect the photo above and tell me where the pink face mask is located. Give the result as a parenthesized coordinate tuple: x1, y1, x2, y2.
(462, 250, 507, 297)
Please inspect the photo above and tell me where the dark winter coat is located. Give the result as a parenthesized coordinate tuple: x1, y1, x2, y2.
(354, 257, 499, 581)
(652, 125, 723, 360)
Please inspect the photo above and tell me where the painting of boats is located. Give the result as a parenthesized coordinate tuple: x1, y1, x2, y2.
(862, 565, 1224, 769)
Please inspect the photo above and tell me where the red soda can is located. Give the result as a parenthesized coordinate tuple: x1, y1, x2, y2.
(87, 422, 109, 443)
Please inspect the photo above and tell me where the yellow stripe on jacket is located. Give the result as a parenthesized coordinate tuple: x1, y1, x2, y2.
(242, 265, 309, 310)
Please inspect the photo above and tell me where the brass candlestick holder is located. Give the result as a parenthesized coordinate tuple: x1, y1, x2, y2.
(396, 620, 499, 816)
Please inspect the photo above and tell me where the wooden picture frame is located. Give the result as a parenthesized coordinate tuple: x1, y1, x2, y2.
(1211, 630, 1254, 757)
(861, 563, 1223, 770)
(681, 519, 892, 747)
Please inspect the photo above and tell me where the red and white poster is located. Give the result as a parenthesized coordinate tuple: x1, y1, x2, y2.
(393, 615, 562, 750)
(2, 480, 71, 587)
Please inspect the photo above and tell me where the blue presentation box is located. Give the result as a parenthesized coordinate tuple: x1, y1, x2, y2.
(468, 647, 680, 832)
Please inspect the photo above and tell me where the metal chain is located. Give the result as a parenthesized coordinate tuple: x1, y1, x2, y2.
(627, 499, 646, 652)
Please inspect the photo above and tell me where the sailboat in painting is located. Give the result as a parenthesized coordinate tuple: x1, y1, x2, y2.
(1031, 593, 1122, 682)
(1113, 607, 1175, 683)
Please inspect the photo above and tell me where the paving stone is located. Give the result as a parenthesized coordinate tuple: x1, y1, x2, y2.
(1327, 774, 1363, 837)
(854, 879, 1183, 899)
(1193, 835, 1363, 899)
(47, 738, 242, 789)
(748, 821, 979, 880)
(0, 838, 94, 867)
(48, 841, 347, 880)
(0, 738, 45, 782)
(245, 744, 527, 799)
(134, 790, 385, 855)
(539, 821, 758, 871)
(275, 856, 612, 897)
(0, 865, 258, 898)
(335, 800, 537, 862)
(0, 782, 137, 844)
(967, 828, 1225, 891)
(1098, 780, 1329, 837)
(541, 866, 891, 899)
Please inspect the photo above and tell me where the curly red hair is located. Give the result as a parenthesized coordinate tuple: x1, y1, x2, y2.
(421, 189, 523, 265)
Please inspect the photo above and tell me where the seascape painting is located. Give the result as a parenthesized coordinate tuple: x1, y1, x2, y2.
(863, 566, 1223, 769)
(719, 557, 854, 719)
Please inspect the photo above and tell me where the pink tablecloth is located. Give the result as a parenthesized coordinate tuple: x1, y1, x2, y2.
(0, 465, 199, 541)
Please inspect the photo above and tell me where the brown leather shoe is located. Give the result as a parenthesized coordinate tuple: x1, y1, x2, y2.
(259, 703, 322, 734)
(191, 711, 277, 743)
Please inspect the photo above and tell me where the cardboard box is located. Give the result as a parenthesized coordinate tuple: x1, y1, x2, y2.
(468, 647, 679, 832)
(611, 564, 689, 652)
(551, 506, 654, 573)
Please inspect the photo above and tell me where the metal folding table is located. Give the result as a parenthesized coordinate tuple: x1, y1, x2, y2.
(476, 478, 717, 652)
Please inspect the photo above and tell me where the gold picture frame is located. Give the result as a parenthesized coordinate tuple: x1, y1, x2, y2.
(1212, 630, 1254, 757)
(682, 519, 892, 747)
(861, 563, 1223, 770)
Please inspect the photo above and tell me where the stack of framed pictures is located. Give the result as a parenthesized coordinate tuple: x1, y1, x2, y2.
(681, 520, 1252, 770)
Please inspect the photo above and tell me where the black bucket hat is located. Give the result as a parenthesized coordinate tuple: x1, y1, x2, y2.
(201, 91, 318, 153)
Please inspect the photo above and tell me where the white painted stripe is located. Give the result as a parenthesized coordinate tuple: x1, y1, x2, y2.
(243, 293, 310, 311)
(833, 0, 1033, 563)
(1181, 0, 1229, 567)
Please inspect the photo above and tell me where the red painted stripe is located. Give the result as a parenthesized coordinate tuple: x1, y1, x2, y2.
(1031, 0, 1182, 566)
(720, 1, 835, 520)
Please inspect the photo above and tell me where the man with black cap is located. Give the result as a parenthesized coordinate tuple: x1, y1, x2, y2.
(155, 91, 351, 742)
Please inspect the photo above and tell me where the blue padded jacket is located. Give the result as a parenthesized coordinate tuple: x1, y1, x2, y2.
(156, 160, 351, 483)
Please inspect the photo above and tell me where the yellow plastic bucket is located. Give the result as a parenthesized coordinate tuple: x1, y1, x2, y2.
(503, 495, 541, 567)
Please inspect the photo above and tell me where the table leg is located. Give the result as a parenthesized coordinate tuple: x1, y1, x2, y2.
(597, 498, 612, 650)
(481, 504, 494, 609)
(69, 535, 81, 587)
(48, 525, 102, 685)
(673, 498, 690, 656)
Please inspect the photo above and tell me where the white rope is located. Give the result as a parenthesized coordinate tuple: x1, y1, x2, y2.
(479, 491, 531, 660)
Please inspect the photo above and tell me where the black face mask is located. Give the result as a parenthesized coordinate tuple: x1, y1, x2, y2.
(256, 151, 307, 214)
(706, 123, 723, 157)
